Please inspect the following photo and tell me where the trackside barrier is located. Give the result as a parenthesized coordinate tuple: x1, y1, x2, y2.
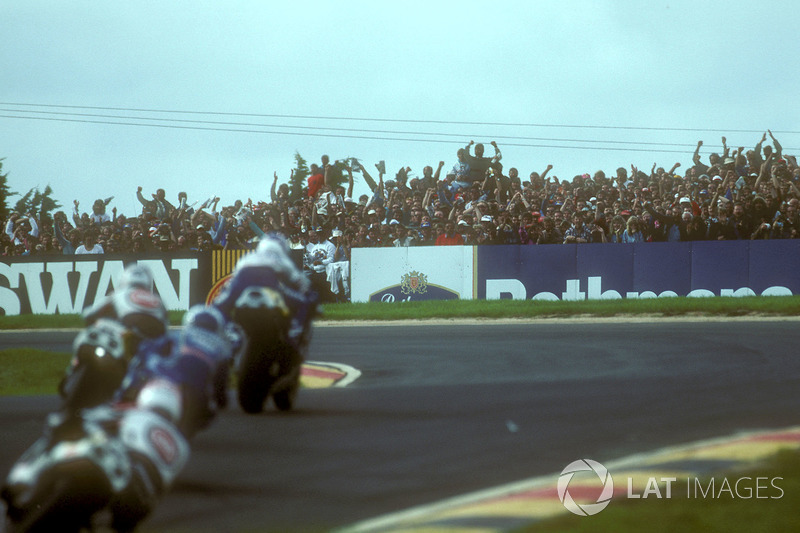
(351, 241, 800, 303)
(2, 242, 797, 314)
(351, 247, 476, 303)
(0, 250, 299, 316)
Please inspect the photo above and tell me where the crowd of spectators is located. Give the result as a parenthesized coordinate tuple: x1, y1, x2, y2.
(4, 132, 799, 268)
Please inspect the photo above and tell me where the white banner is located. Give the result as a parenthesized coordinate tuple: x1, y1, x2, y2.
(0, 258, 198, 315)
(351, 247, 475, 303)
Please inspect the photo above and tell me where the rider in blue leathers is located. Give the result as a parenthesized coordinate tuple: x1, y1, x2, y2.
(116, 304, 236, 436)
(211, 233, 318, 353)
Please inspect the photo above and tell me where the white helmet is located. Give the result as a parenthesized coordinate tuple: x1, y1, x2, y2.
(256, 232, 290, 256)
(136, 378, 183, 424)
(120, 264, 154, 291)
(182, 304, 227, 336)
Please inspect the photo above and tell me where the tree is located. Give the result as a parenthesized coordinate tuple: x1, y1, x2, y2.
(0, 159, 14, 221)
(13, 189, 33, 214)
(31, 185, 61, 229)
(326, 159, 353, 192)
(289, 152, 309, 203)
(14, 185, 62, 229)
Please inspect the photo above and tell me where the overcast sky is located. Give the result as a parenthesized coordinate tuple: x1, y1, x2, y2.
(3, 0, 799, 216)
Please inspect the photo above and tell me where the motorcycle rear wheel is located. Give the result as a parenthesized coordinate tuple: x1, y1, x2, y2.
(4, 460, 112, 533)
(236, 348, 274, 414)
(234, 307, 287, 414)
(272, 373, 299, 411)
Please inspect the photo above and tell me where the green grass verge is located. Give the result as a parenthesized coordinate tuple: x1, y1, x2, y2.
(0, 296, 798, 330)
(0, 348, 70, 396)
(321, 295, 800, 321)
(520, 450, 800, 533)
(0, 311, 187, 330)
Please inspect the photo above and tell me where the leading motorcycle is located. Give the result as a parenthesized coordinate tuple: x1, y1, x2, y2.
(231, 284, 304, 413)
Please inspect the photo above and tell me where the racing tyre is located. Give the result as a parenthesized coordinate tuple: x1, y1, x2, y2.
(234, 307, 286, 414)
(272, 375, 299, 411)
(236, 349, 273, 414)
(3, 460, 111, 533)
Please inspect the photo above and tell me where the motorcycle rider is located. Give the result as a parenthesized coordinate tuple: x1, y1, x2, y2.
(3, 305, 234, 533)
(59, 263, 170, 410)
(210, 233, 317, 412)
(82, 263, 169, 341)
(116, 304, 236, 436)
(106, 304, 235, 529)
(211, 232, 318, 356)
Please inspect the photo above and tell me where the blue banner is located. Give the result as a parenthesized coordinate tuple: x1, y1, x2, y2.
(478, 241, 800, 301)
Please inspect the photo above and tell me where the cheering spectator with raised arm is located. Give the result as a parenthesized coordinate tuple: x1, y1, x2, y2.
(463, 140, 502, 185)
(53, 211, 81, 254)
(191, 199, 227, 246)
(137, 187, 174, 219)
(271, 171, 291, 208)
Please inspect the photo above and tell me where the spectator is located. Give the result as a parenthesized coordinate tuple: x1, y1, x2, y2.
(644, 203, 683, 242)
(326, 229, 350, 302)
(136, 187, 174, 219)
(708, 208, 736, 240)
(393, 224, 416, 247)
(730, 201, 753, 239)
(304, 228, 336, 301)
(415, 222, 434, 245)
(89, 198, 113, 225)
(563, 212, 593, 243)
(537, 216, 563, 245)
(682, 215, 707, 241)
(307, 164, 325, 199)
(463, 140, 502, 185)
(419, 162, 445, 190)
(75, 231, 104, 254)
(622, 216, 644, 243)
(608, 215, 626, 243)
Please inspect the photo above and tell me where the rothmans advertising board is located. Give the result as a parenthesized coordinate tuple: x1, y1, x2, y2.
(351, 241, 800, 303)
(350, 247, 476, 303)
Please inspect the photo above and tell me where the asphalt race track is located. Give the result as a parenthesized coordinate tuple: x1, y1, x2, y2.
(2, 319, 800, 532)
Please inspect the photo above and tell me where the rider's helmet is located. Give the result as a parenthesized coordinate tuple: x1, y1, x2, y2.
(182, 304, 227, 337)
(120, 264, 155, 292)
(256, 232, 290, 256)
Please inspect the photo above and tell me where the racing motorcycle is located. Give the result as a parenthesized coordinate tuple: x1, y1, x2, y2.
(3, 305, 231, 532)
(2, 410, 129, 533)
(231, 284, 305, 414)
(2, 405, 188, 533)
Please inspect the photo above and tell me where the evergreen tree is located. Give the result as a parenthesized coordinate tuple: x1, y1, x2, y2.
(30, 185, 61, 229)
(289, 152, 309, 203)
(13, 189, 33, 215)
(14, 186, 62, 229)
(0, 159, 14, 221)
